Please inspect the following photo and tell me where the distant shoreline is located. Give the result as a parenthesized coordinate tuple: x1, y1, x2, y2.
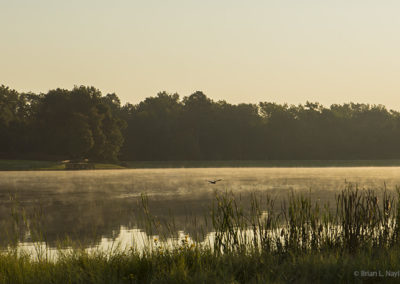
(0, 160, 125, 171)
(3, 159, 400, 171)
(125, 160, 400, 168)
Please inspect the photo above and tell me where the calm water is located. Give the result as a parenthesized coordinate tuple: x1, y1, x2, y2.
(0, 167, 399, 251)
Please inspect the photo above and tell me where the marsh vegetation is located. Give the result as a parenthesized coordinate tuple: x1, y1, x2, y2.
(2, 184, 400, 283)
(2, 165, 400, 282)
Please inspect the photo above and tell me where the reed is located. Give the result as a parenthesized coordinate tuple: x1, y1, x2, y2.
(210, 184, 400, 255)
(2, 184, 400, 283)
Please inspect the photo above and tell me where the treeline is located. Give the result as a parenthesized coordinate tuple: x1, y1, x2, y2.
(0, 85, 125, 161)
(1, 84, 400, 161)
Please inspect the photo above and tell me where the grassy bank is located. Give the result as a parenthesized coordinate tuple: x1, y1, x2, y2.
(4, 159, 400, 171)
(1, 247, 399, 283)
(0, 160, 125, 171)
(3, 186, 400, 283)
(125, 159, 400, 168)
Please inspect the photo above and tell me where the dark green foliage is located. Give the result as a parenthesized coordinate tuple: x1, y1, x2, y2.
(121, 93, 400, 161)
(3, 84, 400, 161)
(0, 85, 125, 162)
(0, 86, 39, 155)
(37, 86, 126, 161)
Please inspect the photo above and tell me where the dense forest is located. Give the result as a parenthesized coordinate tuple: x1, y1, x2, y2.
(1, 84, 400, 162)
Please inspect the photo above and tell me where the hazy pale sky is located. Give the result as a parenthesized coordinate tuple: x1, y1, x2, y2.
(1, 0, 400, 108)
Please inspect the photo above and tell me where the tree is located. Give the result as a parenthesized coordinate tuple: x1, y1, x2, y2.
(34, 86, 125, 161)
(67, 113, 94, 158)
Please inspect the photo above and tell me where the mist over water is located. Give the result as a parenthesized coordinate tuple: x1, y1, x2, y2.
(0, 167, 399, 249)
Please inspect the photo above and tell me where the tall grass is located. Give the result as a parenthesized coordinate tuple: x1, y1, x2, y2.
(210, 184, 400, 255)
(2, 184, 400, 283)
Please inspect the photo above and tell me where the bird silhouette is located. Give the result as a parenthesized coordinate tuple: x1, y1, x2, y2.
(207, 179, 222, 184)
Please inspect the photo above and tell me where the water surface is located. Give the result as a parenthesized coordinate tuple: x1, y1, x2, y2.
(0, 167, 398, 249)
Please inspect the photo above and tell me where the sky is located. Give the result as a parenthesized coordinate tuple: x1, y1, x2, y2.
(1, 0, 400, 108)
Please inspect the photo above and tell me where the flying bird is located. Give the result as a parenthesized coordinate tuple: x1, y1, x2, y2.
(207, 179, 222, 184)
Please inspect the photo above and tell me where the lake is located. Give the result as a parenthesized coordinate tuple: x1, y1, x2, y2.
(0, 167, 399, 251)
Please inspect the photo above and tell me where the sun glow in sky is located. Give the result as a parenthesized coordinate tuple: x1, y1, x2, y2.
(1, 0, 400, 108)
